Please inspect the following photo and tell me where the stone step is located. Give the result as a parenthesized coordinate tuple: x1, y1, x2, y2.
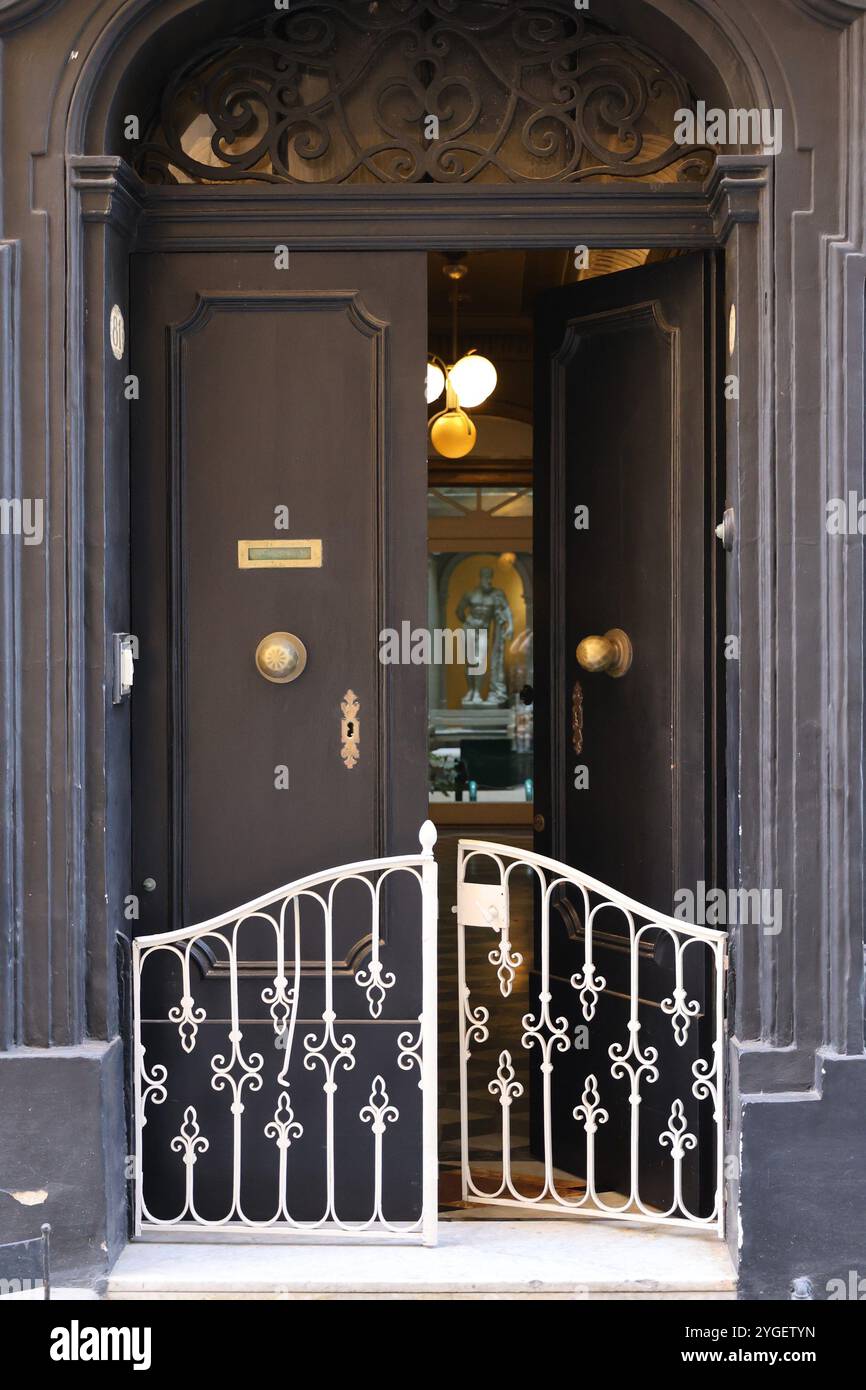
(106, 1221, 736, 1301)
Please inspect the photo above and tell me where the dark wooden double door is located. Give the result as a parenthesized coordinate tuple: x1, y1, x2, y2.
(130, 250, 719, 1220)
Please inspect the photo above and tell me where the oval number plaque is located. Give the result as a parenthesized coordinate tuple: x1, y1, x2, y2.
(110, 304, 125, 361)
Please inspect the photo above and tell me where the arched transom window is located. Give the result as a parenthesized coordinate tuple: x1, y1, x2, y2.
(135, 0, 715, 186)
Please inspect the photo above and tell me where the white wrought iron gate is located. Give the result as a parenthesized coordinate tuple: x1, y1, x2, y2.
(132, 824, 438, 1242)
(133, 827, 724, 1242)
(456, 839, 726, 1234)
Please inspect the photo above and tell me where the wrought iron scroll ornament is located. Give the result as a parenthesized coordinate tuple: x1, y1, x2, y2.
(135, 0, 714, 187)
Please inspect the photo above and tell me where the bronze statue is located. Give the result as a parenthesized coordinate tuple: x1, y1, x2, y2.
(456, 566, 514, 706)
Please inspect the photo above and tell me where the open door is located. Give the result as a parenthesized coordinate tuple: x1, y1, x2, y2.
(532, 253, 722, 1215)
(130, 252, 430, 1232)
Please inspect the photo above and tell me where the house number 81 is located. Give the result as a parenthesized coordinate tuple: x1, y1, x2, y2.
(110, 304, 125, 361)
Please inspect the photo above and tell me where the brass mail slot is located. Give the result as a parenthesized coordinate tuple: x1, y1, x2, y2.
(238, 539, 323, 569)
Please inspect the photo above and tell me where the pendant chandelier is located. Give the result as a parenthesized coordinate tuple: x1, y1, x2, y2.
(427, 258, 497, 459)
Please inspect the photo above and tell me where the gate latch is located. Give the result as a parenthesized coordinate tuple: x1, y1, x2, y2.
(457, 881, 508, 931)
(112, 633, 139, 704)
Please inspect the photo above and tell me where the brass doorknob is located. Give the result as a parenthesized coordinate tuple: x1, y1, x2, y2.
(255, 632, 307, 684)
(575, 628, 633, 679)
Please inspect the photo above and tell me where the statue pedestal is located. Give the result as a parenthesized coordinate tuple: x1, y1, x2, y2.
(429, 707, 514, 743)
(429, 707, 530, 794)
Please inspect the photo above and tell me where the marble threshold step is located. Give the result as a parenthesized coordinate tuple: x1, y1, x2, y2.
(106, 1221, 736, 1300)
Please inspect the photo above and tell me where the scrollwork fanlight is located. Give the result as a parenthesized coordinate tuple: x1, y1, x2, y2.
(133, 0, 714, 187)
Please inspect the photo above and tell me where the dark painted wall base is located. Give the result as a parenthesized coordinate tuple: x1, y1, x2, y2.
(0, 1039, 127, 1285)
(738, 1053, 866, 1300)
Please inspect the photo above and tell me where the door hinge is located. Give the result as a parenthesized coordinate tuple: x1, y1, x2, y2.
(113, 633, 139, 704)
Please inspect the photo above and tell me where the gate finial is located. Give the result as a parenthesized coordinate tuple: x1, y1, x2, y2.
(419, 820, 437, 855)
